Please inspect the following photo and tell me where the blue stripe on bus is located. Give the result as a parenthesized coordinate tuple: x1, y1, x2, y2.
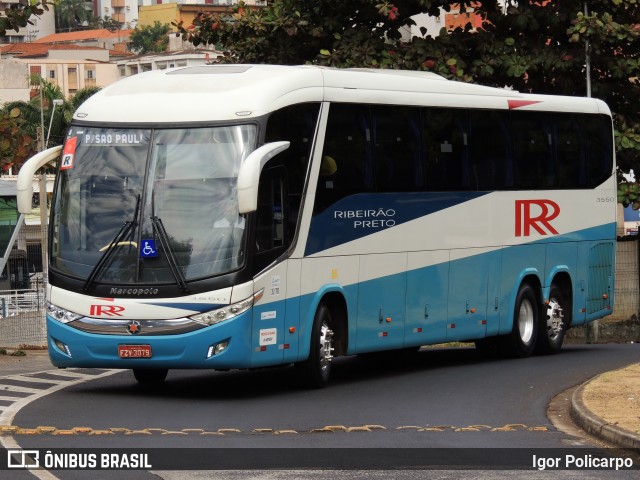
(141, 302, 225, 313)
(305, 191, 489, 256)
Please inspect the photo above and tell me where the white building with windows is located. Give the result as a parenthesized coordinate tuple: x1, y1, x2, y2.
(116, 48, 220, 78)
(0, 0, 55, 43)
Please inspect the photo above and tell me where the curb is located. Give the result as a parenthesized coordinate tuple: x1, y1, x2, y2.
(570, 371, 640, 449)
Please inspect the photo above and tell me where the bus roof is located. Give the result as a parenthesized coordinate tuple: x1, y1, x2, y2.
(74, 64, 611, 124)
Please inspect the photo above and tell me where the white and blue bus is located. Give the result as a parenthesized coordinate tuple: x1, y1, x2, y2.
(17, 65, 616, 387)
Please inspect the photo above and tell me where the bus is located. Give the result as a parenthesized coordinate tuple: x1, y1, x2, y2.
(17, 65, 616, 387)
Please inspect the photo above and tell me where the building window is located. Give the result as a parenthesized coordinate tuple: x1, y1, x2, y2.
(48, 70, 56, 79)
(86, 70, 95, 79)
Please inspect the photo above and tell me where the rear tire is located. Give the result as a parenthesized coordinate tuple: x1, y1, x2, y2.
(133, 368, 168, 385)
(536, 285, 566, 355)
(498, 283, 538, 358)
(295, 303, 334, 389)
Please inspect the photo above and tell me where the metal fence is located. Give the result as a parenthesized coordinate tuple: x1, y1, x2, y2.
(612, 237, 640, 322)
(0, 218, 47, 347)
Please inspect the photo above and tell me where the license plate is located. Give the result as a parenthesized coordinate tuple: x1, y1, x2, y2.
(118, 345, 152, 359)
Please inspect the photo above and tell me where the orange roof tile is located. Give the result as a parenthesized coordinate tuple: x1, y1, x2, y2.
(34, 29, 133, 44)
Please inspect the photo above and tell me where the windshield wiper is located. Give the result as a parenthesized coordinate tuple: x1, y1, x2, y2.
(83, 194, 140, 292)
(151, 216, 189, 292)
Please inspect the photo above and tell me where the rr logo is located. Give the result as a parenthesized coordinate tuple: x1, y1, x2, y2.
(515, 200, 560, 237)
(90, 305, 125, 316)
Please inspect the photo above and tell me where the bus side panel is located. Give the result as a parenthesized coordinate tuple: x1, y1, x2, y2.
(298, 256, 360, 360)
(544, 241, 577, 293)
(356, 253, 406, 353)
(404, 250, 450, 347)
(251, 262, 289, 368)
(446, 249, 491, 342)
(585, 241, 615, 322)
(573, 242, 589, 326)
(499, 244, 546, 335)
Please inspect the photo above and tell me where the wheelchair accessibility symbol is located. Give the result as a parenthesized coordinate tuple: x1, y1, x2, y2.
(141, 239, 158, 258)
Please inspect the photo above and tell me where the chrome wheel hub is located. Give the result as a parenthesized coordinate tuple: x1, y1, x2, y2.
(546, 298, 564, 339)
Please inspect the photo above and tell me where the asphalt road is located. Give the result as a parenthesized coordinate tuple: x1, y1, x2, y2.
(4, 343, 639, 479)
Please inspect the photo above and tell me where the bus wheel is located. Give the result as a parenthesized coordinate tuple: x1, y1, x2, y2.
(536, 285, 566, 355)
(499, 283, 538, 358)
(133, 368, 168, 385)
(296, 303, 334, 389)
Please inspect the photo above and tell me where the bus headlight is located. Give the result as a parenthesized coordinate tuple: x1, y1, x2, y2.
(46, 302, 83, 324)
(190, 289, 263, 326)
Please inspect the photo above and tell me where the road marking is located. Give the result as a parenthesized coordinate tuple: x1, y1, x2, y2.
(0, 368, 120, 480)
(0, 369, 120, 427)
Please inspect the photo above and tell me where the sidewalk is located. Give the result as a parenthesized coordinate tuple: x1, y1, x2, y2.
(1, 348, 639, 450)
(570, 362, 640, 449)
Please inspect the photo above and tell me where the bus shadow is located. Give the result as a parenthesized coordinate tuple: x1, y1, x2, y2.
(75, 344, 593, 400)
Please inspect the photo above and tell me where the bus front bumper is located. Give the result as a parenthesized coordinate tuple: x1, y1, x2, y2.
(46, 312, 253, 370)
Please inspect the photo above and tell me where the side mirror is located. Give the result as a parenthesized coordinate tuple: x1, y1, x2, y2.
(237, 141, 290, 214)
(16, 146, 62, 214)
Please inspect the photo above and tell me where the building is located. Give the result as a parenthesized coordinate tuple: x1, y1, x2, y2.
(117, 48, 220, 77)
(0, 0, 56, 43)
(0, 60, 29, 103)
(0, 42, 119, 98)
(34, 28, 133, 52)
(95, 0, 139, 28)
(138, 1, 266, 30)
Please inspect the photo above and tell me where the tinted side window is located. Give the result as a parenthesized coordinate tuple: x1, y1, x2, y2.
(372, 106, 422, 192)
(583, 115, 613, 187)
(314, 104, 374, 214)
(423, 108, 469, 191)
(510, 111, 553, 189)
(554, 113, 585, 188)
(468, 110, 509, 190)
(265, 103, 320, 237)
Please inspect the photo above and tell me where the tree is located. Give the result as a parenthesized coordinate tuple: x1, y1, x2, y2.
(130, 21, 171, 54)
(0, 0, 53, 36)
(0, 81, 101, 173)
(96, 15, 124, 32)
(55, 0, 95, 33)
(0, 108, 38, 173)
(176, 0, 640, 204)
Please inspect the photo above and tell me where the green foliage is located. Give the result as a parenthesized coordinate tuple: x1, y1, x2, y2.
(130, 21, 171, 54)
(96, 16, 124, 32)
(55, 0, 96, 33)
(0, 82, 101, 173)
(0, 0, 53, 36)
(176, 0, 640, 206)
(0, 108, 38, 173)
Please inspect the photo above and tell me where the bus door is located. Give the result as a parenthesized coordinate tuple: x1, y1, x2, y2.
(447, 249, 491, 341)
(356, 253, 406, 352)
(250, 166, 288, 367)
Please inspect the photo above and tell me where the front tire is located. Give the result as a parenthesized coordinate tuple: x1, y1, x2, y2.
(536, 285, 566, 355)
(499, 283, 539, 358)
(133, 368, 168, 385)
(296, 303, 334, 388)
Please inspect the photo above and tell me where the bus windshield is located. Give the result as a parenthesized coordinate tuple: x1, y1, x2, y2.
(51, 124, 257, 285)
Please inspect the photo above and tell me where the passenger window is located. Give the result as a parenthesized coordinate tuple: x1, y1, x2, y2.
(372, 106, 422, 192)
(423, 108, 470, 191)
(314, 104, 374, 214)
